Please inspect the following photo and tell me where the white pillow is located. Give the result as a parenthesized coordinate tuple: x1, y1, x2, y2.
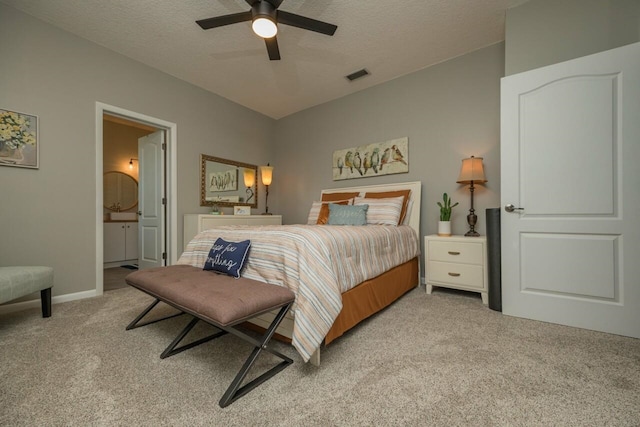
(354, 196, 404, 226)
(307, 201, 324, 224)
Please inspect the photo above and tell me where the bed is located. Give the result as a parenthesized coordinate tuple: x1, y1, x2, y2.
(177, 181, 421, 365)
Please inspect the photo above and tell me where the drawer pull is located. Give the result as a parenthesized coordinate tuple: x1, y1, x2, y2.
(448, 272, 461, 277)
(448, 251, 460, 255)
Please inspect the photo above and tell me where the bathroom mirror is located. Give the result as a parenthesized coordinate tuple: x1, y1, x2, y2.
(200, 154, 258, 209)
(104, 171, 138, 211)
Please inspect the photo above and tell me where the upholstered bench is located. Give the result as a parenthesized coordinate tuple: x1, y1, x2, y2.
(124, 264, 295, 408)
(0, 266, 54, 317)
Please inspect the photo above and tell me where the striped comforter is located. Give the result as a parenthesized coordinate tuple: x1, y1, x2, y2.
(177, 224, 419, 362)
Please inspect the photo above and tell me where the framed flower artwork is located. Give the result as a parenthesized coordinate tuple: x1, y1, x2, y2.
(0, 108, 39, 169)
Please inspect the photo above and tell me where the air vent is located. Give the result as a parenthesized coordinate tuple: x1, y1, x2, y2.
(345, 68, 370, 81)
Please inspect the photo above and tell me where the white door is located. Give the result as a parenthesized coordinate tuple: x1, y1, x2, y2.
(137, 130, 165, 270)
(501, 42, 640, 339)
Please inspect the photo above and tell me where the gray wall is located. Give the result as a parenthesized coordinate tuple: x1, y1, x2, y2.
(275, 43, 504, 251)
(506, 0, 640, 75)
(0, 4, 275, 298)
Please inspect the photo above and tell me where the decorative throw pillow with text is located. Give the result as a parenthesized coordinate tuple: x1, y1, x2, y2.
(203, 237, 251, 279)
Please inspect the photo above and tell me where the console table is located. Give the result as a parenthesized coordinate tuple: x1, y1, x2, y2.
(183, 214, 282, 249)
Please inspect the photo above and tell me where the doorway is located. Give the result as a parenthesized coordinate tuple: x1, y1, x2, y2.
(95, 102, 178, 295)
(102, 115, 155, 290)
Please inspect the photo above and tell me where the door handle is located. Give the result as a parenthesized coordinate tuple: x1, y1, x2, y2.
(505, 204, 524, 213)
(137, 211, 142, 216)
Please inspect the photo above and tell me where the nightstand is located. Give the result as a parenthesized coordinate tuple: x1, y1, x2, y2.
(425, 234, 488, 305)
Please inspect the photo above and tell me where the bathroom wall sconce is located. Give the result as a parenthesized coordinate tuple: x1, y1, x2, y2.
(129, 158, 138, 170)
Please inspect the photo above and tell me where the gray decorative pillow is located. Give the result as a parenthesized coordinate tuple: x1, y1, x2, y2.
(327, 203, 368, 226)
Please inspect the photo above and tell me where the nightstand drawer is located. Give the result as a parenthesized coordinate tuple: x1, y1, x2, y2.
(428, 261, 484, 289)
(428, 240, 483, 265)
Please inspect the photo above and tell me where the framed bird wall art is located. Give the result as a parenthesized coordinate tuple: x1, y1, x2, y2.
(332, 137, 408, 181)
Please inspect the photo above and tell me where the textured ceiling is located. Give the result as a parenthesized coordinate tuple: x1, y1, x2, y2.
(2, 0, 528, 119)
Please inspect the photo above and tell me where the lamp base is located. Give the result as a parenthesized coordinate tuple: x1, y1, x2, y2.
(261, 212, 273, 215)
(465, 212, 480, 237)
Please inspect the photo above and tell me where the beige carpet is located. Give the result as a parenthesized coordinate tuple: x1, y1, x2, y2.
(1, 285, 638, 426)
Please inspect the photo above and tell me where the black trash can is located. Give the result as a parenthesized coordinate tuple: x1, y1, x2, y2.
(486, 208, 502, 312)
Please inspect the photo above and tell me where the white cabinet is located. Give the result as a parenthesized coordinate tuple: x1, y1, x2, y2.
(183, 214, 283, 249)
(104, 222, 138, 263)
(425, 234, 488, 305)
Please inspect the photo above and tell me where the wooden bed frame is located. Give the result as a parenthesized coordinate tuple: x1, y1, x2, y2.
(247, 181, 422, 366)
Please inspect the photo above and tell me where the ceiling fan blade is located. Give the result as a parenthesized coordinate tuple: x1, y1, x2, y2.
(196, 11, 252, 30)
(277, 10, 337, 36)
(264, 36, 281, 60)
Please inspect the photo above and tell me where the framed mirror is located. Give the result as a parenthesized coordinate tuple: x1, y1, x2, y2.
(200, 154, 258, 209)
(104, 171, 138, 211)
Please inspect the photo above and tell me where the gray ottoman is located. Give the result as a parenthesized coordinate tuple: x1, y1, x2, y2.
(0, 266, 54, 317)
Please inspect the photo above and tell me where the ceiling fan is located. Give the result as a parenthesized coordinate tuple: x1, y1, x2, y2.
(196, 0, 337, 61)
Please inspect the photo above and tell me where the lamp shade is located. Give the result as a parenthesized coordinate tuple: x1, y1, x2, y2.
(243, 169, 256, 187)
(456, 156, 487, 184)
(261, 164, 273, 186)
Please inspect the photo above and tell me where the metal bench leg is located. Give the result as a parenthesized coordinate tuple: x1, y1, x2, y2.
(126, 298, 185, 330)
(160, 317, 227, 359)
(219, 303, 294, 408)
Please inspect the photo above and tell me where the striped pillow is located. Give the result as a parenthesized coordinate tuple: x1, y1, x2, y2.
(364, 189, 411, 225)
(354, 196, 404, 226)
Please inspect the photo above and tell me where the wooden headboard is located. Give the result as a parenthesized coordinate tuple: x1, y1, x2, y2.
(321, 181, 422, 238)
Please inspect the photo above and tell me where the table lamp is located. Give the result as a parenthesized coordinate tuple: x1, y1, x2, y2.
(456, 156, 487, 237)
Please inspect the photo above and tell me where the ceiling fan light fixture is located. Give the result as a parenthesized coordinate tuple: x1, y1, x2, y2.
(197, 0, 337, 60)
(252, 17, 277, 38)
(251, 1, 278, 38)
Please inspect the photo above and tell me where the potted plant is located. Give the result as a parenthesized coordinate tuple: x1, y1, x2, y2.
(437, 193, 458, 236)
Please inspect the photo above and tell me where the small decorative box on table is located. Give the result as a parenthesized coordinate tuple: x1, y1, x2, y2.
(425, 234, 488, 305)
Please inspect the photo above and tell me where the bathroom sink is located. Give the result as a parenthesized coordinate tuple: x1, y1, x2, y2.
(110, 212, 138, 221)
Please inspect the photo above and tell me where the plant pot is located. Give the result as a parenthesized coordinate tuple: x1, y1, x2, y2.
(438, 221, 451, 236)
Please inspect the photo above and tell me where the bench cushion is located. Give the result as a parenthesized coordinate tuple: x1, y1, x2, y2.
(0, 266, 54, 305)
(125, 265, 295, 327)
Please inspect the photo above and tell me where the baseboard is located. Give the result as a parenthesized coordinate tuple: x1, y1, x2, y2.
(0, 289, 97, 315)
